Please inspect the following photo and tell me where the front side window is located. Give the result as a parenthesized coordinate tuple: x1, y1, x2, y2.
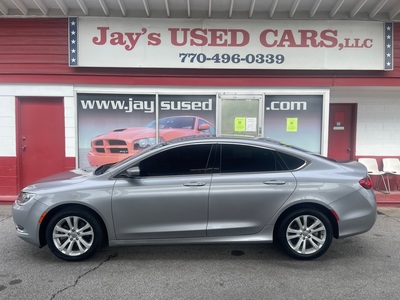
(219, 144, 288, 173)
(138, 144, 213, 176)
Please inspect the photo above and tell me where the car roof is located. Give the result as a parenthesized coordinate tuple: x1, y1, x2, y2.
(166, 135, 306, 153)
(171, 135, 340, 162)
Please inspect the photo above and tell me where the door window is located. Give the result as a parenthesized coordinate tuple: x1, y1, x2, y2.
(218, 144, 288, 173)
(138, 144, 213, 176)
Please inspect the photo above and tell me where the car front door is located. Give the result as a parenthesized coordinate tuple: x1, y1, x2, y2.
(112, 144, 213, 240)
(207, 144, 297, 236)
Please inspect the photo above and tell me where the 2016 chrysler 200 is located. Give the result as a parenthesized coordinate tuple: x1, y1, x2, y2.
(12, 137, 377, 261)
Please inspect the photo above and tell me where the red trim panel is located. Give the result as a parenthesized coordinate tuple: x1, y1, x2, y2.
(0, 157, 18, 196)
(1, 19, 400, 86)
(2, 74, 400, 87)
(0, 156, 76, 203)
(65, 157, 76, 170)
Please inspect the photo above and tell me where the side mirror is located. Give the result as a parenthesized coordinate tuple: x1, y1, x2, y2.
(198, 123, 210, 131)
(125, 166, 140, 177)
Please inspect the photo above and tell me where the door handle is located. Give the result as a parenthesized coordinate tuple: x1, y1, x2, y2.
(183, 182, 206, 187)
(22, 146, 27, 151)
(263, 180, 286, 185)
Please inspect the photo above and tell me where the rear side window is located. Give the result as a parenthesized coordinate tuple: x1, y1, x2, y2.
(278, 152, 306, 170)
(219, 144, 287, 173)
(139, 144, 213, 176)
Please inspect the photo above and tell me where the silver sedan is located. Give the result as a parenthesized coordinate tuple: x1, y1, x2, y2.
(12, 137, 377, 261)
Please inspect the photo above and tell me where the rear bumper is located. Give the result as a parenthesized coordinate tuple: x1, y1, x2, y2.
(331, 188, 377, 238)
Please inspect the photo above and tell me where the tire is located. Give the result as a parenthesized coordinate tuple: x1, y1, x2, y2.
(45, 208, 103, 261)
(278, 208, 333, 260)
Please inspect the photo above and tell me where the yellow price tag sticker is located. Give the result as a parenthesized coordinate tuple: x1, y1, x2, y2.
(234, 117, 246, 132)
(286, 118, 298, 132)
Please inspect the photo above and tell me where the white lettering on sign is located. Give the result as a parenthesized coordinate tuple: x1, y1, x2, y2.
(266, 101, 307, 111)
(160, 99, 212, 111)
(80, 98, 213, 113)
(80, 99, 155, 113)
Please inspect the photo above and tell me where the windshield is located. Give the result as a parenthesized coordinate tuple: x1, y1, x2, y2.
(145, 117, 195, 130)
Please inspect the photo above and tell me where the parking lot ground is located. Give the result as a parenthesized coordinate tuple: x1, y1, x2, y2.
(1, 205, 400, 300)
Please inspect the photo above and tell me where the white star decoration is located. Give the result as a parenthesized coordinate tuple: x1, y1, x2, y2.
(69, 18, 78, 66)
(384, 23, 392, 70)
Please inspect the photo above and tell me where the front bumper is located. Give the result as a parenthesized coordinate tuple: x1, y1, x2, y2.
(87, 150, 134, 166)
(12, 200, 49, 247)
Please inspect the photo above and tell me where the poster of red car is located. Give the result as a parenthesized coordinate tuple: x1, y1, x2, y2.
(77, 93, 216, 167)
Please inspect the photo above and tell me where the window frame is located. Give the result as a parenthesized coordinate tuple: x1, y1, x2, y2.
(124, 143, 216, 177)
(214, 143, 306, 174)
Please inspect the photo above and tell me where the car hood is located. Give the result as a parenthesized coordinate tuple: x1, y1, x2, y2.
(92, 127, 156, 141)
(92, 127, 195, 142)
(22, 168, 95, 193)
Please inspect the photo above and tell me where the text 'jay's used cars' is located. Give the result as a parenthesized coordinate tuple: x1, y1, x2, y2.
(12, 137, 377, 261)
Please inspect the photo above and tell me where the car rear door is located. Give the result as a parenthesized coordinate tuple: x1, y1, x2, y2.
(207, 143, 297, 236)
(112, 144, 213, 240)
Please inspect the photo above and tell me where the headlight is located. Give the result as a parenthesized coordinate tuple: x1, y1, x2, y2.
(16, 192, 36, 205)
(134, 137, 164, 150)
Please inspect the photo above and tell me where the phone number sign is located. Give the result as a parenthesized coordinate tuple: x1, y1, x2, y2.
(69, 17, 392, 71)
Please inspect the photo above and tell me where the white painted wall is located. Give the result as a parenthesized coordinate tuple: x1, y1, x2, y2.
(356, 102, 400, 155)
(331, 88, 400, 156)
(0, 96, 16, 156)
(64, 96, 76, 157)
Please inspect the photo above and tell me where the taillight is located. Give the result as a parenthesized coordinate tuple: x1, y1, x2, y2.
(359, 177, 373, 189)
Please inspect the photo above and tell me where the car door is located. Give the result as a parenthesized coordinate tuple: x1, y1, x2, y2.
(207, 143, 297, 236)
(112, 144, 213, 240)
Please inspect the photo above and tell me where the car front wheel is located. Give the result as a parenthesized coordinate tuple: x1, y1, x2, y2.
(45, 208, 103, 261)
(278, 208, 333, 260)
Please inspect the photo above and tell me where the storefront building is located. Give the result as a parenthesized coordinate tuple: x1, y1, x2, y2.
(1, 1, 400, 202)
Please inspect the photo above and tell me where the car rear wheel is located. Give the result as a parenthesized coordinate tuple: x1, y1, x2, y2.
(45, 208, 103, 261)
(278, 208, 333, 260)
